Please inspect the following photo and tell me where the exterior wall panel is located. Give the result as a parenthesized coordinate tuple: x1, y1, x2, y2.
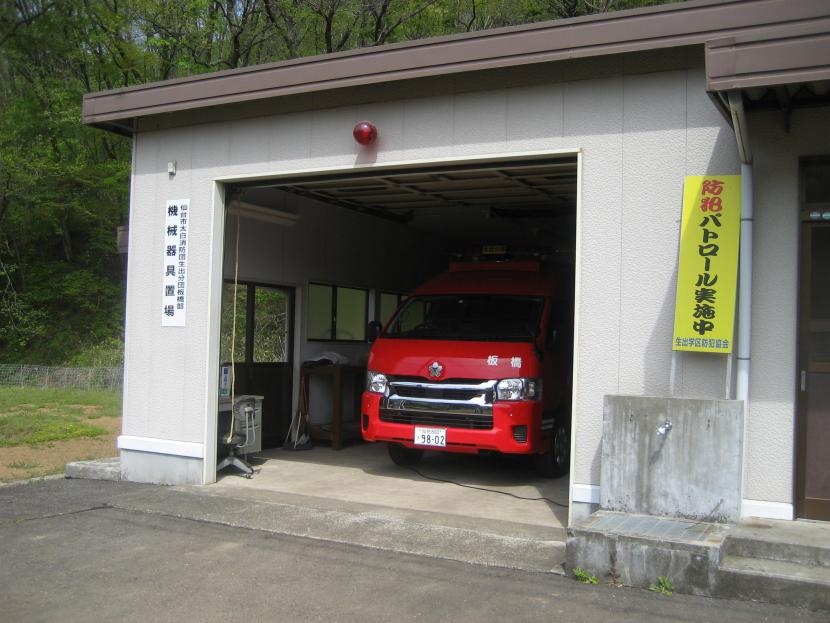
(564, 75, 624, 489)
(619, 70, 688, 397)
(123, 60, 744, 490)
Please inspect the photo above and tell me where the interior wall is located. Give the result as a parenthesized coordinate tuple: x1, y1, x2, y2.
(222, 189, 448, 366)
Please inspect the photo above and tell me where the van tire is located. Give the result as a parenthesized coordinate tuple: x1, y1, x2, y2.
(387, 443, 424, 466)
(534, 421, 570, 478)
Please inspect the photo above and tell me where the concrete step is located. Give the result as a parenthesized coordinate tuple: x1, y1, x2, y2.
(724, 535, 830, 568)
(723, 519, 830, 568)
(65, 457, 121, 481)
(717, 554, 830, 612)
(566, 511, 728, 595)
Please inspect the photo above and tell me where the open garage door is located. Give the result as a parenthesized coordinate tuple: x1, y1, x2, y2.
(214, 153, 578, 532)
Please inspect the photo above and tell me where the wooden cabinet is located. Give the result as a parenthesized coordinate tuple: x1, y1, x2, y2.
(301, 365, 365, 450)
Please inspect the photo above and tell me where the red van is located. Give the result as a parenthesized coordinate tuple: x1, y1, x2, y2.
(361, 259, 572, 477)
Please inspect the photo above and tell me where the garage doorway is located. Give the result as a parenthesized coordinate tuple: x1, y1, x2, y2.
(212, 152, 579, 530)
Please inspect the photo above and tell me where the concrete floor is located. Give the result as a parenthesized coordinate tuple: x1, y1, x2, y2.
(211, 441, 568, 531)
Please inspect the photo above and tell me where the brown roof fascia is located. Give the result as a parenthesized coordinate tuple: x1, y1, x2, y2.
(83, 0, 830, 134)
(706, 16, 830, 91)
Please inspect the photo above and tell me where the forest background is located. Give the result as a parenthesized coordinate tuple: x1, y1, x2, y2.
(0, 0, 673, 366)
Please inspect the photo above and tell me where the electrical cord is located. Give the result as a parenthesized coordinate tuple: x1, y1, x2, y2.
(227, 209, 241, 445)
(405, 465, 569, 508)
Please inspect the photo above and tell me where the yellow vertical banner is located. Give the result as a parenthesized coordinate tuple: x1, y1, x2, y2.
(672, 175, 741, 353)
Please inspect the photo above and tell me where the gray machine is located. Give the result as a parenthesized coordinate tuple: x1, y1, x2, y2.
(217, 394, 262, 477)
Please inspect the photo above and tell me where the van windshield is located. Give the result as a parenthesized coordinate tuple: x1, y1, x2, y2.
(383, 294, 544, 342)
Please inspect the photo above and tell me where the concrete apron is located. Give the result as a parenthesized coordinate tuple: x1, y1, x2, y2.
(67, 443, 569, 574)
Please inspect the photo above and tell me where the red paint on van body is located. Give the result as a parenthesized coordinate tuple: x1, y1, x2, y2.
(361, 260, 570, 458)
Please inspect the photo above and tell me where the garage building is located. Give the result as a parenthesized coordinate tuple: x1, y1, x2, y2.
(83, 0, 830, 526)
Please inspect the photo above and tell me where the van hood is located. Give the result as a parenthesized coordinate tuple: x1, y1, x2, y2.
(367, 338, 539, 380)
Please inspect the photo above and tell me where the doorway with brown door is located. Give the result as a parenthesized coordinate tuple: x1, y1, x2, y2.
(796, 158, 830, 521)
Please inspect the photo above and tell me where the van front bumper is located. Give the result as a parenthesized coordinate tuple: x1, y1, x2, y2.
(360, 391, 545, 455)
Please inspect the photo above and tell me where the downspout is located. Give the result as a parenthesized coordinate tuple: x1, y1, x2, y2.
(727, 90, 753, 406)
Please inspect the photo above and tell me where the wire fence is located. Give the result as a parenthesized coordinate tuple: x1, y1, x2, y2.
(0, 365, 123, 392)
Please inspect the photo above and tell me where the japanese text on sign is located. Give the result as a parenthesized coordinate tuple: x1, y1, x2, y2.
(672, 176, 741, 353)
(161, 199, 190, 327)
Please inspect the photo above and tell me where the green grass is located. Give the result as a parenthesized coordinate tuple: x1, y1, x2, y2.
(0, 413, 107, 447)
(6, 460, 39, 470)
(649, 576, 675, 596)
(0, 387, 119, 447)
(0, 387, 121, 416)
(573, 568, 598, 584)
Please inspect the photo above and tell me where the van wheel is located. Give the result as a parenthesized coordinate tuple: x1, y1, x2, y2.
(387, 443, 424, 466)
(534, 421, 570, 478)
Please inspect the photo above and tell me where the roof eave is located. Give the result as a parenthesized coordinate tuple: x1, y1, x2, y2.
(82, 0, 830, 134)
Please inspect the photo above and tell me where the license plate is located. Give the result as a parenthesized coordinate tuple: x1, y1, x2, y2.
(414, 427, 446, 447)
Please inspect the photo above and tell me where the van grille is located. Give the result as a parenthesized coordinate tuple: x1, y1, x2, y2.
(380, 377, 496, 431)
(380, 409, 493, 430)
(391, 384, 488, 402)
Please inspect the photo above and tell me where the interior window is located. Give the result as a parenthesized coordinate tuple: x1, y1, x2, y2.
(220, 283, 247, 363)
(379, 292, 402, 326)
(803, 160, 830, 205)
(335, 287, 367, 341)
(221, 282, 292, 363)
(254, 287, 290, 363)
(308, 283, 334, 340)
(308, 283, 368, 342)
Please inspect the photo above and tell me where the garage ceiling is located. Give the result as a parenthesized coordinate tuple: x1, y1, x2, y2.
(276, 162, 576, 218)
(238, 157, 577, 247)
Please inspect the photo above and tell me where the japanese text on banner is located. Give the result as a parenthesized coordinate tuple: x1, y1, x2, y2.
(161, 199, 190, 327)
(672, 176, 741, 353)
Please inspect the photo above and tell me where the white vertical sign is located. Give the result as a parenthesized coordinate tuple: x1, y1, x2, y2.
(161, 198, 190, 327)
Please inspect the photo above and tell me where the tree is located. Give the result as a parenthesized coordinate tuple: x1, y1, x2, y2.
(0, 0, 675, 363)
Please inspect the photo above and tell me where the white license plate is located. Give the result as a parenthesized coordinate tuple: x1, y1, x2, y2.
(414, 427, 446, 447)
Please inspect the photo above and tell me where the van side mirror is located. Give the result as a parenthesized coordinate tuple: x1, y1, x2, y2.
(367, 320, 383, 343)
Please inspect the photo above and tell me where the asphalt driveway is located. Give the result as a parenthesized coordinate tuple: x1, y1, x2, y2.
(0, 478, 826, 623)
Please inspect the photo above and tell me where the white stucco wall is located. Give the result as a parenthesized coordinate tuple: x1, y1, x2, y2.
(740, 106, 830, 518)
(122, 56, 757, 495)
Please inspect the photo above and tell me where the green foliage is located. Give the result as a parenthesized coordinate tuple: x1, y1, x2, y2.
(573, 567, 598, 584)
(0, 0, 674, 364)
(66, 337, 125, 367)
(0, 412, 106, 447)
(0, 1, 131, 363)
(649, 575, 675, 596)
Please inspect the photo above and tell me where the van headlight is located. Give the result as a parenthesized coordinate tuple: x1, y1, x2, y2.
(366, 371, 389, 395)
(496, 378, 541, 401)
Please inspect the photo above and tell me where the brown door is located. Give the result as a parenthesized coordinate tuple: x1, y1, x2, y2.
(796, 159, 830, 520)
